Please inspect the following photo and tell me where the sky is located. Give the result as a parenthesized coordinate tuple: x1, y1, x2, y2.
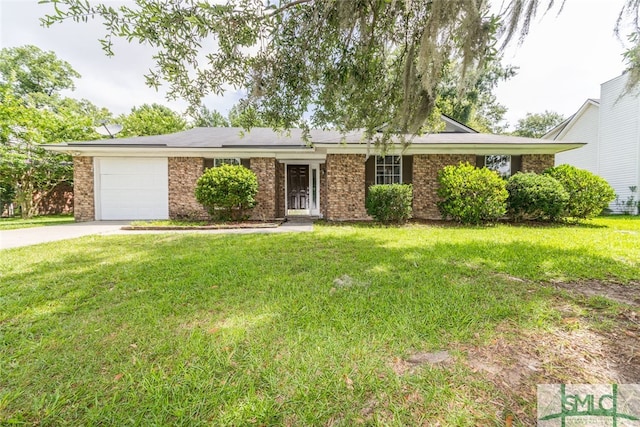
(0, 0, 634, 130)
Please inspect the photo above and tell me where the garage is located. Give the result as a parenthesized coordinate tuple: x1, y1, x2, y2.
(95, 157, 169, 220)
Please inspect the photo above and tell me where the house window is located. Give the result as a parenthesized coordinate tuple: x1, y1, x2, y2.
(484, 155, 512, 178)
(213, 158, 241, 167)
(204, 158, 241, 170)
(375, 155, 402, 184)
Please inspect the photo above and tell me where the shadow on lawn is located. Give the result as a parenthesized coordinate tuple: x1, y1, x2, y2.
(2, 229, 640, 425)
(3, 229, 637, 328)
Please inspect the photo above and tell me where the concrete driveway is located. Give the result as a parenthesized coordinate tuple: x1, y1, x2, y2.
(0, 221, 130, 250)
(0, 220, 313, 250)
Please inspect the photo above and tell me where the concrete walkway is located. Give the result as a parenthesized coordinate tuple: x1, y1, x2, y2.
(0, 220, 314, 250)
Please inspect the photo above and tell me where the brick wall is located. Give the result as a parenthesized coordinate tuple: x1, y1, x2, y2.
(73, 156, 94, 221)
(250, 157, 278, 220)
(325, 154, 368, 220)
(36, 182, 73, 215)
(522, 154, 555, 173)
(168, 157, 209, 219)
(412, 154, 475, 219)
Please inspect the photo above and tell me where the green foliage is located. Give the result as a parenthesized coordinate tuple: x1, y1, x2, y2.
(544, 164, 616, 219)
(0, 46, 109, 218)
(41, 0, 578, 143)
(228, 103, 268, 129)
(192, 105, 229, 127)
(435, 47, 517, 133)
(365, 184, 413, 224)
(0, 45, 80, 97)
(512, 110, 565, 138)
(195, 164, 258, 221)
(437, 162, 508, 224)
(119, 103, 187, 137)
(506, 173, 569, 221)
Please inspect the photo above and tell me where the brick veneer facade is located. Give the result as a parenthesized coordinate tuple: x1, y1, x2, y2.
(250, 157, 278, 220)
(412, 154, 475, 219)
(168, 157, 208, 219)
(73, 156, 95, 221)
(522, 154, 554, 173)
(325, 154, 369, 220)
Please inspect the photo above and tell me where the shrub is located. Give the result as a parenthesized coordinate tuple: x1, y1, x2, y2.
(437, 162, 508, 224)
(543, 164, 616, 219)
(194, 164, 258, 221)
(506, 172, 569, 221)
(365, 184, 413, 224)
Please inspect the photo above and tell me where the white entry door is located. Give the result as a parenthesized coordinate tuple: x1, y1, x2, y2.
(96, 157, 169, 220)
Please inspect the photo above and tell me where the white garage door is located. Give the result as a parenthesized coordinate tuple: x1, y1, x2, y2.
(96, 157, 169, 220)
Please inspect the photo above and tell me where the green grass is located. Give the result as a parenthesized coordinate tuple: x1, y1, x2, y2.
(0, 214, 74, 230)
(1, 217, 639, 425)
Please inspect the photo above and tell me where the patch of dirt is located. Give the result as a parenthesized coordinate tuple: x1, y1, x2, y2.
(549, 279, 640, 306)
(457, 309, 640, 425)
(389, 350, 452, 376)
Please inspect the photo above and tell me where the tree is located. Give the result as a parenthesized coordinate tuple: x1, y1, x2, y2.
(45, 0, 623, 144)
(40, 1, 640, 141)
(228, 103, 268, 129)
(0, 83, 74, 218)
(435, 49, 517, 133)
(118, 103, 187, 137)
(192, 105, 229, 127)
(0, 46, 111, 218)
(512, 111, 565, 138)
(0, 45, 80, 97)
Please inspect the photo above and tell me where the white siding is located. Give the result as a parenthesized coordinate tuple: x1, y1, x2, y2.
(598, 74, 640, 212)
(554, 104, 600, 172)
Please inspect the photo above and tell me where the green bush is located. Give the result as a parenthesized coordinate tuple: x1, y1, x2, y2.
(437, 162, 508, 224)
(506, 172, 569, 221)
(365, 184, 413, 224)
(543, 164, 615, 219)
(194, 164, 258, 221)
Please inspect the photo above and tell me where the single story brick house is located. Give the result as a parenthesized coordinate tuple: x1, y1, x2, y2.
(44, 117, 583, 222)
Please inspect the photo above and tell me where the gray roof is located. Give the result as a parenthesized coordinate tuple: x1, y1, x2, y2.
(66, 126, 564, 148)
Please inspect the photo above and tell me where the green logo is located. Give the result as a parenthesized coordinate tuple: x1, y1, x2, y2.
(538, 384, 640, 426)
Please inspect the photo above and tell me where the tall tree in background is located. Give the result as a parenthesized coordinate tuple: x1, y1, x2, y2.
(0, 45, 80, 97)
(118, 103, 187, 137)
(434, 19, 517, 133)
(192, 105, 230, 127)
(512, 111, 565, 138)
(0, 45, 110, 218)
(44, 0, 622, 144)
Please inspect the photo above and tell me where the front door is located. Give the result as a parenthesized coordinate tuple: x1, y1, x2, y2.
(287, 165, 309, 210)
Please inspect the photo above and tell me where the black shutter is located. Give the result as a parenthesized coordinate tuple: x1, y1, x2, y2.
(203, 158, 214, 170)
(511, 155, 522, 175)
(476, 155, 485, 168)
(365, 156, 376, 197)
(241, 159, 251, 168)
(402, 155, 413, 184)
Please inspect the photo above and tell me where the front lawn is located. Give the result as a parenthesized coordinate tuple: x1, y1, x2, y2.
(1, 218, 639, 425)
(0, 214, 74, 230)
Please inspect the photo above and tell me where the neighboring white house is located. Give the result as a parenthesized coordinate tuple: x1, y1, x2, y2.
(545, 72, 640, 213)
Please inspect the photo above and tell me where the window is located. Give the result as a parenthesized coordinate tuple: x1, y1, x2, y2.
(204, 158, 241, 170)
(484, 155, 512, 178)
(213, 158, 241, 167)
(375, 155, 402, 184)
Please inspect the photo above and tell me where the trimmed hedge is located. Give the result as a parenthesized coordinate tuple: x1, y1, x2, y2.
(437, 162, 508, 224)
(195, 164, 258, 221)
(365, 184, 413, 224)
(543, 164, 615, 219)
(506, 172, 569, 221)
